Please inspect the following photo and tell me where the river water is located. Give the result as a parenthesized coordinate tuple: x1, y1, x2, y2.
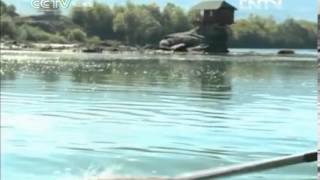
(0, 51, 317, 180)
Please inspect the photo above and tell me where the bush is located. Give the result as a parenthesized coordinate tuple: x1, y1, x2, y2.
(17, 24, 51, 42)
(17, 25, 66, 43)
(87, 36, 101, 45)
(48, 34, 67, 43)
(64, 28, 87, 42)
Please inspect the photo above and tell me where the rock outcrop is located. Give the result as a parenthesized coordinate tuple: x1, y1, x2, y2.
(159, 26, 229, 53)
(159, 28, 206, 52)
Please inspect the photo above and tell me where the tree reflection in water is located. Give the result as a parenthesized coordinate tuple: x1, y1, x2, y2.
(0, 59, 232, 100)
(70, 60, 232, 96)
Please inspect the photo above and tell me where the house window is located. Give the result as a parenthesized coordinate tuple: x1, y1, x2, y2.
(210, 10, 214, 16)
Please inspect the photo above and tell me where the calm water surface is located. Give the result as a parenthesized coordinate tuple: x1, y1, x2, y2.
(0, 54, 317, 180)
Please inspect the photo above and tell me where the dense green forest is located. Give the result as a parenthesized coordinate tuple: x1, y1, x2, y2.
(0, 1, 317, 48)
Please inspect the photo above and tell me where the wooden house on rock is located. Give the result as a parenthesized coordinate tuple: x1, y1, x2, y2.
(192, 0, 236, 26)
(159, 0, 237, 53)
(192, 0, 236, 52)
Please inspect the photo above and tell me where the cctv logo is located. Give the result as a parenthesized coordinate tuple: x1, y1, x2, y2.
(32, 0, 72, 9)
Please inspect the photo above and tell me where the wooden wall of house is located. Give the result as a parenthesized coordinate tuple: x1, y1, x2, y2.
(202, 9, 234, 25)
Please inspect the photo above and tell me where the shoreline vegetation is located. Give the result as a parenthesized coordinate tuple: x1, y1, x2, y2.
(0, 1, 317, 54)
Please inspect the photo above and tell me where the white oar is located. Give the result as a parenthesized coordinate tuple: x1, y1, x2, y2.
(96, 151, 316, 180)
(174, 151, 317, 180)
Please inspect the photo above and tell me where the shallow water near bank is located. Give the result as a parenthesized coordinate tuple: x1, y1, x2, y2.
(0, 52, 317, 180)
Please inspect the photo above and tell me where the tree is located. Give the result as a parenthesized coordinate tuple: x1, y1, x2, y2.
(142, 3, 162, 24)
(113, 2, 162, 44)
(0, 1, 18, 16)
(230, 15, 278, 48)
(71, 2, 114, 39)
(136, 9, 162, 44)
(113, 3, 142, 44)
(188, 9, 201, 26)
(112, 11, 127, 41)
(162, 3, 191, 34)
(229, 15, 316, 48)
(276, 19, 314, 48)
(0, 0, 7, 16)
(0, 15, 17, 38)
(71, 6, 87, 27)
(6, 5, 17, 16)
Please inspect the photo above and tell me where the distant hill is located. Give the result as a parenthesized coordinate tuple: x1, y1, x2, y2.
(18, 14, 76, 33)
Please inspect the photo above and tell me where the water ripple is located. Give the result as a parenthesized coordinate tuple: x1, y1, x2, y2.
(1, 59, 316, 180)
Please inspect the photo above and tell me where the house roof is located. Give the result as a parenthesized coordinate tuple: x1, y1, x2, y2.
(192, 0, 237, 11)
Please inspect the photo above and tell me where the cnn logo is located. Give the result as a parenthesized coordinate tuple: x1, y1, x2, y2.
(239, 0, 283, 9)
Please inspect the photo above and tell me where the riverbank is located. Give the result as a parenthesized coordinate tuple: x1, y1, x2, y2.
(0, 48, 316, 64)
(1, 41, 317, 56)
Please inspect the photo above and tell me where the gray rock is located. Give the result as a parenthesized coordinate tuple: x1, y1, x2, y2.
(171, 43, 188, 52)
(159, 28, 204, 51)
(278, 50, 295, 55)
